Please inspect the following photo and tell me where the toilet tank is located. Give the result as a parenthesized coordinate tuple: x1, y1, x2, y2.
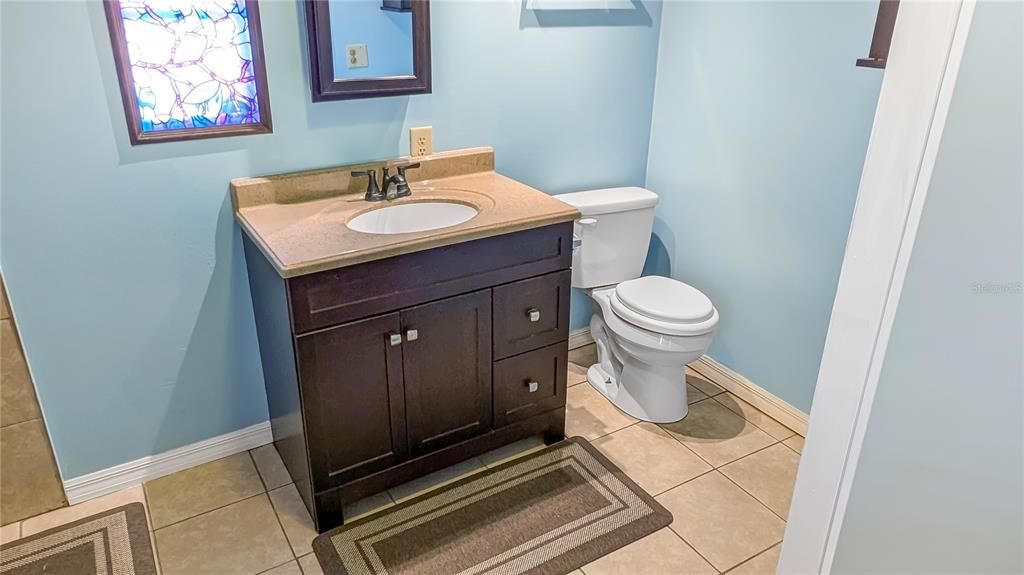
(555, 187, 659, 288)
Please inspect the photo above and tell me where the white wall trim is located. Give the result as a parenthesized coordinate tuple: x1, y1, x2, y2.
(568, 328, 595, 350)
(690, 356, 808, 436)
(779, 1, 977, 572)
(63, 421, 273, 505)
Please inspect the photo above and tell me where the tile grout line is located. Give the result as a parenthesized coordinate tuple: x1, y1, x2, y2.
(658, 489, 727, 575)
(780, 437, 802, 455)
(258, 558, 300, 575)
(257, 557, 300, 575)
(656, 419, 719, 469)
(605, 421, 788, 522)
(145, 452, 271, 533)
(251, 448, 273, 493)
(583, 419, 640, 443)
(644, 419, 714, 468)
(667, 504, 766, 575)
(722, 543, 781, 574)
(582, 519, 725, 575)
(142, 483, 165, 575)
(592, 383, 797, 525)
(251, 450, 301, 563)
(651, 466, 719, 498)
(708, 392, 797, 442)
(657, 398, 787, 469)
(648, 425, 792, 535)
(150, 489, 270, 533)
(717, 450, 792, 524)
(591, 391, 790, 509)
(608, 423, 716, 499)
(717, 439, 784, 471)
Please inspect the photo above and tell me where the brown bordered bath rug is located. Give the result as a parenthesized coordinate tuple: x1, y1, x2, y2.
(313, 437, 673, 575)
(0, 502, 156, 575)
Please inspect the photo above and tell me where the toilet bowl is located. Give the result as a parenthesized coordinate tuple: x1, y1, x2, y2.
(555, 187, 719, 423)
(586, 281, 717, 422)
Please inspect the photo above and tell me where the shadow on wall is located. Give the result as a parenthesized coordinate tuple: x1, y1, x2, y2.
(642, 216, 675, 277)
(143, 194, 269, 465)
(645, 214, 738, 369)
(519, 0, 653, 28)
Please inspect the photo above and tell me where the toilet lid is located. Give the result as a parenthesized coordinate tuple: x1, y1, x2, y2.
(611, 276, 718, 336)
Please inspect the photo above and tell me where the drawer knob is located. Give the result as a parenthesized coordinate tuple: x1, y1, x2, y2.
(406, 329, 419, 341)
(527, 381, 539, 393)
(389, 333, 402, 346)
(527, 308, 541, 323)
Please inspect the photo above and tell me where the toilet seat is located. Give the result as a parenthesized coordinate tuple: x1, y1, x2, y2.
(610, 276, 719, 336)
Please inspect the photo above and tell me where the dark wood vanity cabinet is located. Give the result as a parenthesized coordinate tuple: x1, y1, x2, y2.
(243, 223, 573, 532)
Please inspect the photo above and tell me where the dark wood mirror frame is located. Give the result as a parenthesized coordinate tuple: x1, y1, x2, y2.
(306, 0, 431, 101)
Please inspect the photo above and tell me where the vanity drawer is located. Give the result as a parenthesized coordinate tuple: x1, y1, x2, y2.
(289, 223, 572, 334)
(493, 342, 568, 428)
(493, 270, 571, 360)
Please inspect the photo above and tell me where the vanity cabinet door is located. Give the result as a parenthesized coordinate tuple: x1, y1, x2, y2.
(401, 290, 493, 456)
(297, 313, 408, 490)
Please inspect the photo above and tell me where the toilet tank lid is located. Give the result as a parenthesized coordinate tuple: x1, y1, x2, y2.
(555, 187, 658, 216)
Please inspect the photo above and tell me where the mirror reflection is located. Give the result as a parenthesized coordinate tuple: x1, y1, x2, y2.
(329, 0, 414, 79)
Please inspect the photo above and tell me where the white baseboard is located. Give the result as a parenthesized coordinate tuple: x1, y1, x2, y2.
(691, 356, 808, 436)
(63, 421, 273, 505)
(568, 328, 595, 350)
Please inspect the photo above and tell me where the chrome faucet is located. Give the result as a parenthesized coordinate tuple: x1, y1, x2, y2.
(351, 162, 421, 202)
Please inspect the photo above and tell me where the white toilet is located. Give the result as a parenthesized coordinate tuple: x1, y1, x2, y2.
(557, 187, 719, 423)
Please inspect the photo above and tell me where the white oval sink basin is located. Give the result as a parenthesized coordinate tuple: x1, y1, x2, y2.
(347, 201, 478, 234)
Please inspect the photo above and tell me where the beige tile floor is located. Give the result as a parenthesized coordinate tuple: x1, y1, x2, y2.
(3, 344, 802, 575)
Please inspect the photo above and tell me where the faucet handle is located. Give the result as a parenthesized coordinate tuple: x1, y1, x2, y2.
(392, 163, 420, 198)
(352, 169, 384, 201)
(395, 162, 420, 179)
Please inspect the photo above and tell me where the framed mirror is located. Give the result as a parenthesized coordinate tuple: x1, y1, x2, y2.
(306, 0, 431, 101)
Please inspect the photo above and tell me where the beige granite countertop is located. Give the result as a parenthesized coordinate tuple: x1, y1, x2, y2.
(231, 148, 580, 278)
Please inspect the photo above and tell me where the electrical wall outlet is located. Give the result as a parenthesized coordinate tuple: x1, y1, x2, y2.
(410, 126, 433, 157)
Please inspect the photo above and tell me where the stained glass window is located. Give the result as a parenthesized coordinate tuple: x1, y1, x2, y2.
(105, 0, 272, 144)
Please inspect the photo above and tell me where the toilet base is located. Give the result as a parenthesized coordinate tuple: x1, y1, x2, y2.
(586, 362, 689, 424)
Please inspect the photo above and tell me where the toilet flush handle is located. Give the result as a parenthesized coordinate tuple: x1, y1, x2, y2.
(574, 218, 597, 250)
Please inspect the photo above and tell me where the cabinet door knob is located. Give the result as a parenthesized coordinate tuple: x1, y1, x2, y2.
(527, 381, 539, 393)
(527, 308, 541, 323)
(406, 329, 418, 341)
(389, 333, 402, 346)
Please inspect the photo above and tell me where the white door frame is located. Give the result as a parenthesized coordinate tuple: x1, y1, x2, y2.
(778, 1, 977, 572)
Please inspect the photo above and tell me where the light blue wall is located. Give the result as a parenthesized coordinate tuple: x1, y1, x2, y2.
(329, 0, 414, 79)
(0, 0, 660, 478)
(645, 1, 883, 412)
(833, 2, 1023, 570)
